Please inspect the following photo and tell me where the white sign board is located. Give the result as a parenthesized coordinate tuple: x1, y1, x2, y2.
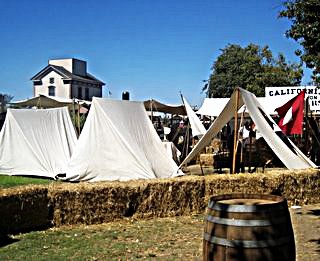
(265, 86, 320, 113)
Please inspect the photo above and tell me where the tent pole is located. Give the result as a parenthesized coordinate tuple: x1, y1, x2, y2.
(184, 122, 190, 158)
(151, 99, 153, 123)
(77, 101, 81, 135)
(72, 98, 77, 136)
(232, 88, 240, 174)
(304, 96, 309, 155)
(199, 157, 204, 176)
(238, 109, 245, 173)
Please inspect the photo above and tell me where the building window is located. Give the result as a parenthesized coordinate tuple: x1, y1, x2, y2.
(85, 88, 89, 100)
(49, 77, 54, 84)
(48, 86, 55, 96)
(78, 87, 82, 99)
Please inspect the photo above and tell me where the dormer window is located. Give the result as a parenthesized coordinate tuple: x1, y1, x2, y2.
(49, 77, 54, 84)
(48, 86, 55, 96)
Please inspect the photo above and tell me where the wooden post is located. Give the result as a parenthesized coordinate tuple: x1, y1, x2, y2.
(232, 89, 240, 174)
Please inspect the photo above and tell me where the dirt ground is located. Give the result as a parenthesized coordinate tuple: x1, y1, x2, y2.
(290, 204, 320, 261)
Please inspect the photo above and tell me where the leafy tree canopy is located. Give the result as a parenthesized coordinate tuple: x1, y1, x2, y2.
(279, 0, 320, 85)
(204, 44, 303, 98)
(0, 93, 13, 112)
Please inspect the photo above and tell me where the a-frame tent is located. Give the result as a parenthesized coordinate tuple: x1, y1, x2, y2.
(180, 88, 316, 170)
(0, 107, 77, 178)
(65, 97, 183, 182)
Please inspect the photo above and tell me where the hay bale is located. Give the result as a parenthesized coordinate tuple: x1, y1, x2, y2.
(48, 176, 206, 226)
(204, 169, 320, 206)
(48, 182, 140, 226)
(200, 154, 213, 166)
(133, 176, 205, 219)
(0, 185, 49, 234)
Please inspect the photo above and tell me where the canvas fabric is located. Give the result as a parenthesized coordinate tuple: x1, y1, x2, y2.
(0, 107, 77, 178)
(65, 98, 183, 182)
(182, 96, 206, 138)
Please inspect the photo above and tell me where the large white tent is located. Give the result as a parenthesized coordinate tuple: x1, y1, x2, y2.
(181, 88, 316, 170)
(0, 107, 77, 178)
(65, 98, 183, 182)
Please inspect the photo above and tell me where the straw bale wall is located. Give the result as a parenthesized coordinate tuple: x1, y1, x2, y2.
(0, 169, 319, 233)
(48, 177, 205, 226)
(204, 169, 320, 206)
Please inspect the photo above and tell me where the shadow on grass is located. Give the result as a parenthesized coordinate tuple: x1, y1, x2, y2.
(0, 234, 19, 247)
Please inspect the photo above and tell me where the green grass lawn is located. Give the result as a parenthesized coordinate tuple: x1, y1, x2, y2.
(0, 175, 55, 189)
(0, 215, 204, 260)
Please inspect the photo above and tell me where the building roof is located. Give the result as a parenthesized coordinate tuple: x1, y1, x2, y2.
(30, 64, 105, 85)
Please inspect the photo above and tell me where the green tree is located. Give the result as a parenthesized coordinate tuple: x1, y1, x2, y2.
(0, 93, 13, 113)
(279, 0, 320, 85)
(204, 44, 303, 98)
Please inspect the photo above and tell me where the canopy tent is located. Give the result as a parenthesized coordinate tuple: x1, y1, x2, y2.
(197, 95, 296, 117)
(65, 97, 183, 182)
(0, 107, 77, 178)
(143, 99, 186, 115)
(181, 88, 316, 170)
(196, 98, 229, 117)
(11, 94, 91, 109)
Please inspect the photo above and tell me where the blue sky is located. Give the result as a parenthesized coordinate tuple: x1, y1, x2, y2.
(0, 0, 312, 107)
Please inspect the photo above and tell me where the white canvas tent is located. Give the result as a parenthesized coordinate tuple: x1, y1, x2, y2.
(0, 107, 77, 178)
(197, 95, 296, 117)
(196, 98, 230, 117)
(65, 97, 183, 182)
(182, 96, 206, 138)
(181, 88, 316, 170)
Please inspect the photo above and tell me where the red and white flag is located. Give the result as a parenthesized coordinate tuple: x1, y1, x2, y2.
(275, 90, 305, 135)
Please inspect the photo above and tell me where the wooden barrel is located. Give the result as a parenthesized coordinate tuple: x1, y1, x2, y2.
(203, 194, 295, 261)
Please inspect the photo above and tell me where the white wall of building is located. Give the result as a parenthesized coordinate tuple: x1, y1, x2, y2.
(34, 71, 70, 98)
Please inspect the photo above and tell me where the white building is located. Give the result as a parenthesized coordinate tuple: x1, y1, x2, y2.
(31, 58, 105, 101)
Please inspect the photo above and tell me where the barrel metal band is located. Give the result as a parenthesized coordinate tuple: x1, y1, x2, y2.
(206, 215, 287, 226)
(208, 201, 286, 213)
(203, 233, 291, 248)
